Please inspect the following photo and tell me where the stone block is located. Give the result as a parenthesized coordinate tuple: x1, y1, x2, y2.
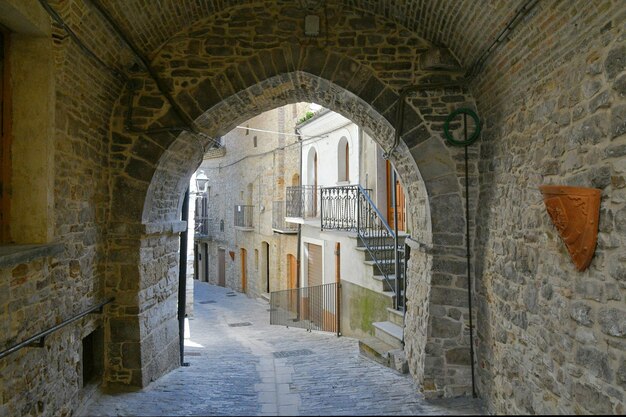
(445, 347, 471, 366)
(574, 346, 612, 381)
(110, 318, 141, 343)
(599, 307, 626, 337)
(121, 342, 143, 369)
(430, 316, 462, 338)
(605, 44, 626, 81)
(572, 383, 614, 414)
(570, 302, 594, 326)
(612, 104, 626, 139)
(430, 287, 469, 308)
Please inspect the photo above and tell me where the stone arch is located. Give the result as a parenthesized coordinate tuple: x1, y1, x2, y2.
(107, 13, 477, 397)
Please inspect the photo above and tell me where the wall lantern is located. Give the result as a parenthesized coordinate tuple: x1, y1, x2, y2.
(195, 172, 209, 193)
(539, 185, 601, 271)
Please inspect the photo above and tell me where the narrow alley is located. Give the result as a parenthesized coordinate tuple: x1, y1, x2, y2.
(80, 282, 483, 416)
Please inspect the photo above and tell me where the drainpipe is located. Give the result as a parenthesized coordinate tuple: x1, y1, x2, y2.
(295, 127, 303, 322)
(295, 127, 304, 289)
(178, 188, 189, 366)
(335, 242, 341, 337)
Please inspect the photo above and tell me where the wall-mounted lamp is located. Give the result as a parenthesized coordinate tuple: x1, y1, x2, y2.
(195, 172, 209, 193)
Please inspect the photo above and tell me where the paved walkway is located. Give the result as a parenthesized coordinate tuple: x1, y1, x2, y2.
(81, 282, 484, 416)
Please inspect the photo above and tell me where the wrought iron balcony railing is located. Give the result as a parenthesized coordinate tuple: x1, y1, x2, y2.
(285, 185, 319, 218)
(234, 205, 254, 229)
(272, 201, 298, 233)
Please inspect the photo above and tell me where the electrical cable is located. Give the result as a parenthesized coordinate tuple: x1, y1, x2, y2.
(36, 0, 127, 81)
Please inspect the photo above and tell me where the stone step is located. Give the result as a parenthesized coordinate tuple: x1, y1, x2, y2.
(358, 337, 408, 374)
(364, 259, 404, 275)
(372, 274, 403, 292)
(259, 293, 270, 303)
(387, 307, 404, 327)
(357, 237, 407, 249)
(372, 321, 403, 349)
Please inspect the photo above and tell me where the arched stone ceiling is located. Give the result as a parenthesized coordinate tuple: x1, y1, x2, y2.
(96, 0, 522, 70)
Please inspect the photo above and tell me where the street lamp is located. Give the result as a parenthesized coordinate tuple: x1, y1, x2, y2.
(195, 171, 208, 194)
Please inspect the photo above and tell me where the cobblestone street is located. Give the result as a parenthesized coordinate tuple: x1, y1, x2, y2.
(80, 282, 484, 416)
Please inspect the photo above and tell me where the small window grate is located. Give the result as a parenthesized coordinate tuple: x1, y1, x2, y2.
(199, 300, 216, 304)
(272, 349, 313, 358)
(185, 352, 202, 356)
(228, 322, 252, 327)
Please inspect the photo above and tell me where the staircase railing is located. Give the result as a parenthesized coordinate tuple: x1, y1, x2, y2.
(320, 185, 405, 310)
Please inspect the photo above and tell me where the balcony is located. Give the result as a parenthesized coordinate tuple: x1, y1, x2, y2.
(285, 185, 319, 219)
(194, 216, 211, 238)
(272, 201, 298, 234)
(234, 205, 254, 230)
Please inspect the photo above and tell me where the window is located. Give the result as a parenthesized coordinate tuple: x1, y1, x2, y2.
(253, 135, 257, 147)
(337, 137, 349, 183)
(245, 124, 249, 135)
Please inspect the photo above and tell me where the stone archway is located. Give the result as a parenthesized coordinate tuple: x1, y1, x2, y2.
(105, 7, 479, 397)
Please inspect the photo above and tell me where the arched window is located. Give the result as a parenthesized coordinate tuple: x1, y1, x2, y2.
(337, 137, 349, 183)
(307, 147, 317, 187)
(292, 173, 300, 186)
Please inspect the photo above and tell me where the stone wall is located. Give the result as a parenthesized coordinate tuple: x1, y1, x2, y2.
(5, 1, 625, 415)
(0, 0, 123, 415)
(195, 104, 302, 298)
(106, 3, 466, 393)
(472, 1, 626, 414)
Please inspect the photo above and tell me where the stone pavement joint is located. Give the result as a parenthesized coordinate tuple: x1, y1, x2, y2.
(80, 282, 485, 416)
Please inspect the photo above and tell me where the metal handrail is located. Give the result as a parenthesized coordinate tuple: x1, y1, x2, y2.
(354, 185, 404, 310)
(355, 185, 395, 236)
(0, 298, 114, 360)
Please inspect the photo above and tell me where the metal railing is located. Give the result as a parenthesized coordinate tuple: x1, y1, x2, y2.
(270, 283, 339, 335)
(0, 298, 114, 360)
(357, 185, 405, 310)
(272, 201, 298, 233)
(285, 185, 319, 218)
(234, 205, 254, 229)
(320, 185, 405, 311)
(320, 186, 372, 231)
(194, 216, 213, 238)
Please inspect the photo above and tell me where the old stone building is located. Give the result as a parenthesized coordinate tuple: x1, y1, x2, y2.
(192, 103, 306, 297)
(0, 0, 625, 415)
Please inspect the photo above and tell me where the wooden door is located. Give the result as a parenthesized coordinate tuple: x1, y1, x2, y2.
(240, 248, 247, 293)
(386, 161, 406, 231)
(306, 243, 323, 325)
(218, 249, 225, 287)
(287, 254, 297, 313)
(306, 243, 323, 287)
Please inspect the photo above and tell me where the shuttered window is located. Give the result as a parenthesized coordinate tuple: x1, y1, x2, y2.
(306, 243, 322, 287)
